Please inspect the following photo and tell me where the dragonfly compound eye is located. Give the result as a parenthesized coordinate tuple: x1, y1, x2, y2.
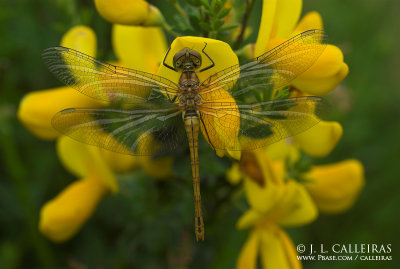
(192, 57, 201, 67)
(189, 50, 202, 68)
(173, 50, 187, 69)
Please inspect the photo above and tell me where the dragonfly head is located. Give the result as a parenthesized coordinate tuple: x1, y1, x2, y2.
(173, 48, 202, 71)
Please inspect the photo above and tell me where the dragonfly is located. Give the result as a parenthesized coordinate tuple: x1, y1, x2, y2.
(42, 29, 328, 241)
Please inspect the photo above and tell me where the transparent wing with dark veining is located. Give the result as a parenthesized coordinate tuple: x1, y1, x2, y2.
(199, 96, 329, 151)
(42, 46, 179, 104)
(52, 104, 185, 156)
(199, 30, 327, 102)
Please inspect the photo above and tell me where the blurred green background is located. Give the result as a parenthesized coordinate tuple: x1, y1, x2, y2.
(0, 0, 399, 268)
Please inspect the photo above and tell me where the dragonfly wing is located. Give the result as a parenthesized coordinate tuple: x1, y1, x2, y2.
(52, 104, 185, 156)
(200, 30, 327, 100)
(42, 46, 179, 104)
(199, 96, 329, 151)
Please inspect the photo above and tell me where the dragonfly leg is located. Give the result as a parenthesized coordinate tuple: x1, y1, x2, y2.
(199, 113, 215, 151)
(200, 42, 215, 72)
(170, 94, 178, 103)
(163, 46, 178, 72)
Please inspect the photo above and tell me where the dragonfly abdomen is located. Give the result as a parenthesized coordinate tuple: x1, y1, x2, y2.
(184, 113, 204, 241)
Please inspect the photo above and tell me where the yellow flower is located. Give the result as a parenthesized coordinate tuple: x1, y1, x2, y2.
(95, 0, 165, 26)
(18, 86, 102, 140)
(304, 159, 365, 214)
(39, 176, 108, 242)
(112, 25, 167, 72)
(250, 0, 348, 96)
(236, 151, 317, 269)
(226, 163, 242, 185)
(291, 12, 349, 96)
(60, 25, 97, 56)
(244, 143, 365, 215)
(254, 0, 302, 54)
(233, 147, 364, 268)
(157, 36, 241, 159)
(293, 120, 343, 157)
(237, 223, 301, 269)
(39, 136, 116, 242)
(239, 151, 317, 219)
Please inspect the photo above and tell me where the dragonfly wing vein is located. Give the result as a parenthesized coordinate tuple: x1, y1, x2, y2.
(52, 105, 185, 156)
(199, 30, 327, 100)
(42, 46, 179, 104)
(199, 96, 328, 151)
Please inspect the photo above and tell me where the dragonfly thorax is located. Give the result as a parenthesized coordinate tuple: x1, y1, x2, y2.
(178, 65, 201, 111)
(179, 84, 201, 111)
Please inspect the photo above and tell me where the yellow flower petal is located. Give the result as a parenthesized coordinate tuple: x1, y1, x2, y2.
(17, 87, 102, 140)
(278, 181, 318, 227)
(293, 121, 343, 157)
(112, 25, 167, 73)
(241, 173, 317, 227)
(274, 0, 303, 38)
(39, 175, 108, 242)
(57, 136, 91, 178)
(95, 0, 164, 26)
(254, 0, 277, 57)
(304, 159, 365, 214)
(236, 230, 260, 269)
(100, 148, 138, 173)
(259, 225, 302, 269)
(265, 139, 299, 162)
(253, 7, 348, 96)
(60, 25, 97, 57)
(237, 209, 264, 230)
(292, 11, 323, 35)
(242, 152, 286, 213)
(227, 149, 242, 161)
(254, 0, 302, 56)
(57, 136, 118, 192)
(226, 163, 242, 185)
(199, 88, 240, 157)
(292, 45, 349, 96)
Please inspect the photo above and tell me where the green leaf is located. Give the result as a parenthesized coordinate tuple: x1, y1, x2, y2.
(220, 0, 228, 6)
(217, 7, 231, 19)
(200, 0, 210, 9)
(187, 0, 202, 6)
(212, 0, 224, 14)
(199, 22, 213, 31)
(219, 23, 239, 32)
(214, 19, 225, 30)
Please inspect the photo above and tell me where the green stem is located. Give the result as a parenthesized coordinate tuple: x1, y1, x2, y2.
(173, 2, 190, 24)
(162, 20, 179, 37)
(235, 0, 256, 48)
